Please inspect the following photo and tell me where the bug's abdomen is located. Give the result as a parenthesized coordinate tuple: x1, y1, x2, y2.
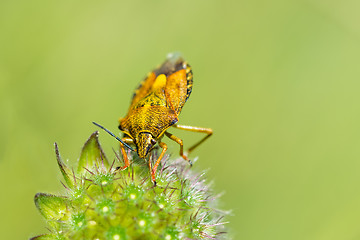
(184, 63, 193, 103)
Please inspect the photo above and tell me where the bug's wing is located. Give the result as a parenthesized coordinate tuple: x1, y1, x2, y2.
(163, 54, 193, 115)
(153, 52, 183, 76)
(129, 53, 181, 109)
(129, 53, 193, 114)
(165, 64, 193, 115)
(130, 72, 157, 110)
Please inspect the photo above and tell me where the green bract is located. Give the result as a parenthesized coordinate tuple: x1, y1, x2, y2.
(32, 132, 227, 239)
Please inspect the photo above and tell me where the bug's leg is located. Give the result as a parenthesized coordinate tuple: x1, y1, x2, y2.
(164, 131, 192, 166)
(118, 137, 133, 170)
(171, 124, 213, 154)
(151, 142, 168, 186)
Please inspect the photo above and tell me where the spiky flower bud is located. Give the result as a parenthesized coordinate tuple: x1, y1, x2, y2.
(32, 132, 227, 239)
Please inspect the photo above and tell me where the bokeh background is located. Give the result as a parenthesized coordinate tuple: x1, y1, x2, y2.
(1, 0, 360, 239)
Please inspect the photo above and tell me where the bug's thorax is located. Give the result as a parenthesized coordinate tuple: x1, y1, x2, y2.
(119, 97, 179, 144)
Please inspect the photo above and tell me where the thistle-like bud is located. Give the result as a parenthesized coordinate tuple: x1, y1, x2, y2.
(32, 132, 227, 239)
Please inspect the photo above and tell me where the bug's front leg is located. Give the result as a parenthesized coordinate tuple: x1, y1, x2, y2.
(151, 142, 168, 186)
(118, 137, 133, 171)
(164, 131, 192, 166)
(171, 124, 213, 154)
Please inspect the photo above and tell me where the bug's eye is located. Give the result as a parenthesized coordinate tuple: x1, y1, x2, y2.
(151, 139, 157, 145)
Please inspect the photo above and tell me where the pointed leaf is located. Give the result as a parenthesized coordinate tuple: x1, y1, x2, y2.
(77, 131, 109, 174)
(55, 143, 74, 189)
(34, 193, 69, 221)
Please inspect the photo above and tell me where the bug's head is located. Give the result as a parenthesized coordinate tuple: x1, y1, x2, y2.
(135, 132, 157, 158)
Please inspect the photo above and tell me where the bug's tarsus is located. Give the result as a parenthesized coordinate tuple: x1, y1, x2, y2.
(92, 122, 134, 151)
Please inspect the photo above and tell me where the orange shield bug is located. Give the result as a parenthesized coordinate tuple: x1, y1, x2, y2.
(94, 53, 212, 185)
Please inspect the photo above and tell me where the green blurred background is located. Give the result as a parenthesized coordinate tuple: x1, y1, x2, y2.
(1, 0, 360, 239)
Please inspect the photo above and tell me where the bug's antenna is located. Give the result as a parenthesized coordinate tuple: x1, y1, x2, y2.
(92, 122, 134, 151)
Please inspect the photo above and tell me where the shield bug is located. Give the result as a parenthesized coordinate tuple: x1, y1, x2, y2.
(94, 53, 212, 185)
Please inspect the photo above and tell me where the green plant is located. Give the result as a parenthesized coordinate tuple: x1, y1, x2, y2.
(32, 132, 227, 239)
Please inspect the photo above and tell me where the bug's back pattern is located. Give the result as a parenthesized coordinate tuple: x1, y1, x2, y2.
(130, 53, 193, 115)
